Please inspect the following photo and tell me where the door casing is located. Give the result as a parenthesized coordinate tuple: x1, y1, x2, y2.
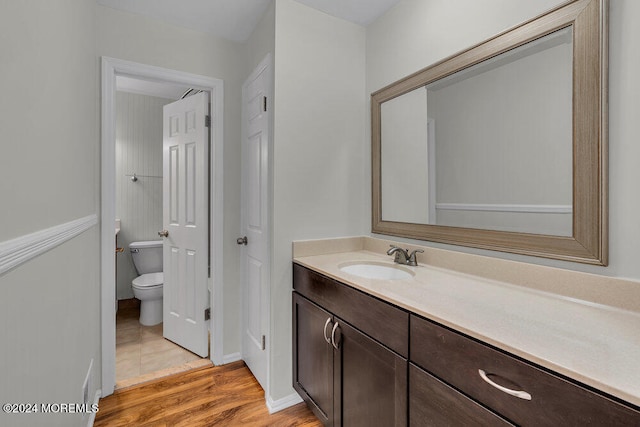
(100, 57, 224, 397)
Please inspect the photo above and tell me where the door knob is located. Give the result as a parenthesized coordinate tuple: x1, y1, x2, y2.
(158, 230, 169, 238)
(237, 236, 248, 245)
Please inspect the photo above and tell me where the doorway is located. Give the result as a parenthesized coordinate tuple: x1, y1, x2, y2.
(113, 86, 210, 387)
(101, 57, 225, 397)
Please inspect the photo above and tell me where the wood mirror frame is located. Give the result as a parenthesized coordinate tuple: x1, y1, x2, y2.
(371, 0, 608, 265)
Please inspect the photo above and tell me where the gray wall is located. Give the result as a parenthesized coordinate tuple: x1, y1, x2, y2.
(381, 87, 430, 224)
(271, 0, 367, 401)
(115, 92, 172, 300)
(0, 1, 101, 426)
(429, 36, 572, 235)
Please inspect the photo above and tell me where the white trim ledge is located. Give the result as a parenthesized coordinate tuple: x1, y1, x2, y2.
(436, 203, 572, 214)
(266, 392, 303, 414)
(0, 214, 97, 276)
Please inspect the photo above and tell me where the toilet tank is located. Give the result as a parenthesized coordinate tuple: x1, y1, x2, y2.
(129, 240, 163, 275)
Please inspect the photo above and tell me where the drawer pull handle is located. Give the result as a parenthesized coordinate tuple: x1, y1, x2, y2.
(478, 369, 532, 401)
(331, 322, 341, 350)
(323, 318, 332, 344)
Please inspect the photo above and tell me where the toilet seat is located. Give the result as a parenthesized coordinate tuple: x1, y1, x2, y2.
(132, 272, 163, 289)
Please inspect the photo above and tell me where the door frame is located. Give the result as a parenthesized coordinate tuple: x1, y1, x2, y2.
(100, 57, 225, 397)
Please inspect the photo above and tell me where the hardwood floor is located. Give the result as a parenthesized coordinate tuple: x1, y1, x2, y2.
(95, 361, 321, 426)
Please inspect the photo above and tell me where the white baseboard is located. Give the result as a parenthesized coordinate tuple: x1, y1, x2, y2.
(222, 352, 242, 364)
(266, 391, 303, 414)
(87, 389, 101, 427)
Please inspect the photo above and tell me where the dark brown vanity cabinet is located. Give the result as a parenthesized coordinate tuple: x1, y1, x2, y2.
(293, 264, 408, 426)
(293, 263, 640, 426)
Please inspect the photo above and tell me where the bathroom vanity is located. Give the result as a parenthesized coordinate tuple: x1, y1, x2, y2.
(293, 263, 408, 426)
(292, 238, 640, 426)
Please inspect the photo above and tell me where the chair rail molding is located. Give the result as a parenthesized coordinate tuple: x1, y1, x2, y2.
(0, 214, 98, 276)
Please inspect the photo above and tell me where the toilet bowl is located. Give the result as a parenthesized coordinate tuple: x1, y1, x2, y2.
(131, 272, 163, 326)
(129, 241, 163, 326)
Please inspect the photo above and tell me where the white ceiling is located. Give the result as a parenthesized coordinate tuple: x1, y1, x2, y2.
(97, 0, 400, 42)
(294, 0, 400, 26)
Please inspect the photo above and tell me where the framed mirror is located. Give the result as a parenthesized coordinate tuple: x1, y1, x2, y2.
(371, 0, 608, 265)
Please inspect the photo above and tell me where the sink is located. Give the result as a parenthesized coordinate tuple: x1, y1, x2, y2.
(339, 262, 414, 280)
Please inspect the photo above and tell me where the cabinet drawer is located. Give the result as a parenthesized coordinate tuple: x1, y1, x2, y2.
(294, 263, 409, 357)
(411, 315, 640, 426)
(409, 363, 513, 426)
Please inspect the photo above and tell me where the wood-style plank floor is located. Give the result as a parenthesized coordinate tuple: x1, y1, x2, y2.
(95, 361, 321, 427)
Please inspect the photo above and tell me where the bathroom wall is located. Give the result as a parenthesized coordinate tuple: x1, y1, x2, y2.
(115, 92, 173, 300)
(367, 0, 640, 282)
(271, 0, 367, 402)
(97, 4, 247, 357)
(0, 1, 101, 427)
(428, 36, 572, 235)
(381, 88, 431, 224)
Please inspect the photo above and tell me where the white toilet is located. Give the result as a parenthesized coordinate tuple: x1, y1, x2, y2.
(129, 240, 164, 326)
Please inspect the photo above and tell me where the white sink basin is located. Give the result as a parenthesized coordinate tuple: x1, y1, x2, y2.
(339, 262, 414, 280)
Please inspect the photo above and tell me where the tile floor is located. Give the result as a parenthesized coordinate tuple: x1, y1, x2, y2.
(115, 300, 210, 389)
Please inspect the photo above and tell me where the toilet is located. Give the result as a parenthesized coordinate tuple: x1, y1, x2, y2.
(129, 240, 163, 326)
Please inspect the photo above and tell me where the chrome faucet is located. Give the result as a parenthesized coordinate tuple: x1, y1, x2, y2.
(387, 245, 424, 267)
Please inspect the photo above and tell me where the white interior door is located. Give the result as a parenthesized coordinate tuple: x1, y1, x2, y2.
(241, 56, 271, 389)
(162, 91, 209, 358)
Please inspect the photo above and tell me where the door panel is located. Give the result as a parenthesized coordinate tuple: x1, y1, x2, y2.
(246, 257, 263, 349)
(293, 293, 333, 426)
(335, 319, 407, 427)
(162, 92, 209, 357)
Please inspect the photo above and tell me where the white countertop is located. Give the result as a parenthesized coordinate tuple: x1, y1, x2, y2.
(294, 249, 640, 407)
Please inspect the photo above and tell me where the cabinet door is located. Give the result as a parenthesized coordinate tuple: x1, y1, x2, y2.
(334, 319, 407, 427)
(409, 363, 513, 427)
(293, 292, 334, 425)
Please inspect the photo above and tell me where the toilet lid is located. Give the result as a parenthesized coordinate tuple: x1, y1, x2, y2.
(132, 272, 163, 288)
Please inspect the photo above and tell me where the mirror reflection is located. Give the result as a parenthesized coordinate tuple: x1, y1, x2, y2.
(381, 27, 573, 236)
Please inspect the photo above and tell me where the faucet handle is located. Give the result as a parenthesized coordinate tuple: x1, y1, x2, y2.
(387, 245, 409, 264)
(408, 249, 424, 266)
